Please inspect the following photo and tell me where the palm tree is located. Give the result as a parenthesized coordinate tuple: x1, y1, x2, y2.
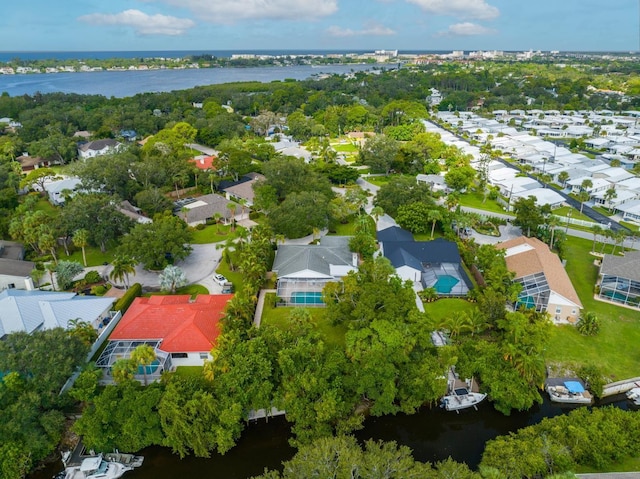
(110, 255, 137, 289)
(312, 227, 320, 242)
(39, 232, 58, 265)
(611, 230, 626, 256)
(546, 215, 560, 248)
(445, 192, 460, 212)
(213, 212, 222, 233)
(130, 344, 157, 386)
(228, 203, 237, 231)
(371, 206, 384, 227)
(111, 358, 136, 385)
(73, 229, 90, 267)
(557, 171, 569, 188)
(590, 224, 603, 252)
(603, 187, 617, 212)
(427, 209, 443, 239)
(577, 190, 590, 214)
(45, 262, 56, 291)
(159, 265, 187, 294)
(217, 237, 237, 271)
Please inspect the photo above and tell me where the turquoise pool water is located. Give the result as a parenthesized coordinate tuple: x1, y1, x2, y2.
(290, 291, 324, 304)
(516, 295, 536, 309)
(434, 275, 460, 294)
(137, 360, 160, 375)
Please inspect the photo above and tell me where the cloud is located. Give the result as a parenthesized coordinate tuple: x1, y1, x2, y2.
(78, 9, 195, 35)
(406, 0, 499, 20)
(327, 22, 396, 37)
(436, 22, 497, 36)
(141, 0, 338, 23)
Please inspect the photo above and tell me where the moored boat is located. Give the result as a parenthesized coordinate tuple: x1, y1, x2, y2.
(56, 452, 140, 479)
(546, 381, 593, 405)
(441, 386, 487, 412)
(626, 387, 640, 405)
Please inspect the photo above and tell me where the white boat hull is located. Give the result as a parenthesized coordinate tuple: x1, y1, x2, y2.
(441, 389, 487, 411)
(547, 386, 593, 405)
(626, 387, 640, 405)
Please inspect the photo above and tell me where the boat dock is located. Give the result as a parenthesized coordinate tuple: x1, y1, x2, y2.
(601, 377, 640, 398)
(247, 407, 286, 421)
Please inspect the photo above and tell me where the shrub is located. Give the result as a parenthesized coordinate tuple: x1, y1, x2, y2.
(195, 223, 206, 230)
(91, 285, 108, 296)
(113, 283, 142, 313)
(576, 312, 600, 336)
(84, 270, 102, 284)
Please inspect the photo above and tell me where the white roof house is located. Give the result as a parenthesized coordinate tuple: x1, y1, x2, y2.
(44, 177, 83, 205)
(615, 200, 640, 223)
(511, 188, 565, 209)
(0, 290, 115, 338)
(77, 139, 122, 160)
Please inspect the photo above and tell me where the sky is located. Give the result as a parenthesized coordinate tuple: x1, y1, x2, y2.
(2, 0, 639, 53)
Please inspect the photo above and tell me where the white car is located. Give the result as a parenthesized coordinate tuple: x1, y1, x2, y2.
(214, 274, 228, 286)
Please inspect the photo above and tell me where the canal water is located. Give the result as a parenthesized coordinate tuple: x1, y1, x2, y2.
(31, 396, 634, 479)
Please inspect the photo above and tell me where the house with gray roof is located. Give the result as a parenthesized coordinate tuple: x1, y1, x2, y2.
(175, 193, 235, 226)
(272, 236, 357, 306)
(377, 226, 472, 296)
(0, 289, 115, 339)
(0, 241, 35, 291)
(77, 139, 122, 160)
(598, 250, 640, 309)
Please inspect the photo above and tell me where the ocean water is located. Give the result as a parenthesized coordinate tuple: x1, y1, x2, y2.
(0, 63, 384, 98)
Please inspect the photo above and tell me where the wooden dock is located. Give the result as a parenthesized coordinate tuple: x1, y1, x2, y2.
(601, 377, 640, 398)
(247, 407, 286, 421)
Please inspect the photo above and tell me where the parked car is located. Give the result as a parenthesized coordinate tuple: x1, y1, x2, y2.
(214, 274, 228, 285)
(221, 282, 234, 294)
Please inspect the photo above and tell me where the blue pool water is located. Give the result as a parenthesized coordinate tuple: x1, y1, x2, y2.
(434, 275, 460, 294)
(290, 291, 324, 305)
(137, 360, 160, 375)
(516, 295, 536, 309)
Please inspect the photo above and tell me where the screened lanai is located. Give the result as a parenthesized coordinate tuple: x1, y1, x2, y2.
(96, 340, 171, 384)
(514, 271, 551, 312)
(598, 251, 640, 310)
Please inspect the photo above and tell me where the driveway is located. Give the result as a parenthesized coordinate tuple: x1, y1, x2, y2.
(101, 242, 224, 292)
(468, 224, 523, 245)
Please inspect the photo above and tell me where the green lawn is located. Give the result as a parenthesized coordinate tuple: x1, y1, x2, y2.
(545, 236, 640, 380)
(620, 221, 640, 233)
(32, 196, 58, 213)
(66, 246, 116, 267)
(330, 215, 375, 236)
(261, 293, 347, 347)
(552, 206, 592, 223)
(423, 298, 476, 321)
(216, 260, 244, 292)
(332, 143, 358, 153)
(458, 191, 510, 215)
(191, 224, 235, 244)
(176, 284, 209, 296)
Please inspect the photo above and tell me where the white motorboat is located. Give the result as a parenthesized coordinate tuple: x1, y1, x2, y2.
(441, 373, 487, 412)
(58, 454, 135, 479)
(626, 387, 640, 405)
(547, 381, 593, 405)
(441, 386, 487, 412)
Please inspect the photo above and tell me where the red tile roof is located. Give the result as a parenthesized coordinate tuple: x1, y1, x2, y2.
(190, 155, 216, 171)
(109, 294, 232, 353)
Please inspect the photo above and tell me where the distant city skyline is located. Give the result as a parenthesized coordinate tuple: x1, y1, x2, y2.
(2, 0, 638, 53)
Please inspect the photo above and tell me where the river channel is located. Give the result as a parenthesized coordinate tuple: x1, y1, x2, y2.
(30, 395, 634, 479)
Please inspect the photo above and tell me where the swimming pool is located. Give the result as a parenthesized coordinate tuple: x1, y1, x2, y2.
(434, 275, 460, 294)
(290, 291, 324, 305)
(137, 360, 160, 375)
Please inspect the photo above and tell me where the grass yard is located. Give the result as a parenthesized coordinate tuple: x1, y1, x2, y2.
(216, 260, 245, 292)
(620, 221, 640, 233)
(173, 366, 205, 379)
(423, 298, 476, 322)
(545, 236, 640, 380)
(261, 293, 348, 347)
(66, 246, 116, 267)
(176, 284, 209, 296)
(332, 143, 359, 153)
(552, 206, 592, 223)
(458, 191, 510, 215)
(191, 224, 235, 244)
(330, 215, 375, 236)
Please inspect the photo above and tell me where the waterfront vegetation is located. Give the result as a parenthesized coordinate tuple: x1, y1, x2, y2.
(2, 58, 640, 479)
(545, 236, 640, 379)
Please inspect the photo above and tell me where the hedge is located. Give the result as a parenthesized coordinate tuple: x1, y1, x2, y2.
(113, 283, 142, 313)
